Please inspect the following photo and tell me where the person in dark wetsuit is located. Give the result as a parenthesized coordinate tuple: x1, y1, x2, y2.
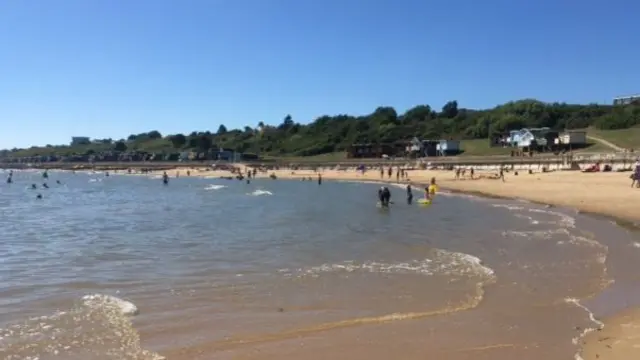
(378, 186, 391, 207)
(162, 171, 169, 185)
(406, 184, 413, 204)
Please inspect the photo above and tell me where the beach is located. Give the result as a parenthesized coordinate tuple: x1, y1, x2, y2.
(1, 166, 640, 360)
(146, 164, 640, 360)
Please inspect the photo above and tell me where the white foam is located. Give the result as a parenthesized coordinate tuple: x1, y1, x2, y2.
(565, 297, 604, 360)
(205, 184, 226, 190)
(491, 204, 525, 211)
(88, 178, 102, 183)
(280, 249, 495, 281)
(81, 294, 139, 316)
(528, 208, 576, 228)
(249, 189, 272, 196)
(0, 294, 162, 360)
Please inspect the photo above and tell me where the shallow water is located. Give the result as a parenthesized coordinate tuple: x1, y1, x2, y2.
(1, 169, 639, 360)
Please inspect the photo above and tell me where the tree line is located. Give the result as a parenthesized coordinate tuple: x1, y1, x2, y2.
(6, 99, 640, 158)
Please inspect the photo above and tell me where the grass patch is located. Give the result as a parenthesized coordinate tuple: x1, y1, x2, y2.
(587, 127, 640, 149)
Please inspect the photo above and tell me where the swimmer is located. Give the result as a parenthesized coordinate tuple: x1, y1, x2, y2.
(42, 183, 49, 189)
(406, 184, 413, 204)
(36, 194, 42, 199)
(162, 171, 169, 185)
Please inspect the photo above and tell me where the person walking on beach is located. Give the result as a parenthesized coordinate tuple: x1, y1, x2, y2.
(633, 158, 640, 188)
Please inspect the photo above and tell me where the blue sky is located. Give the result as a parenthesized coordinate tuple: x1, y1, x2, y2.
(0, 0, 638, 149)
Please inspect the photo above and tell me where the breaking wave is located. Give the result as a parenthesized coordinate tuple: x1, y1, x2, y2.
(209, 249, 499, 350)
(204, 184, 226, 191)
(0, 294, 163, 360)
(248, 189, 272, 196)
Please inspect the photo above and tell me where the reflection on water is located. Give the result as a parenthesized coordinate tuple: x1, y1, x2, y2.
(0, 169, 638, 360)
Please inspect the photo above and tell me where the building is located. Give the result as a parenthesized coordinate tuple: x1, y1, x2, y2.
(436, 140, 460, 156)
(345, 142, 407, 158)
(613, 94, 640, 105)
(70, 137, 91, 146)
(558, 130, 587, 146)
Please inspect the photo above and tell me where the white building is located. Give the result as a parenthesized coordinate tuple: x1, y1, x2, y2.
(559, 131, 587, 145)
(613, 94, 640, 105)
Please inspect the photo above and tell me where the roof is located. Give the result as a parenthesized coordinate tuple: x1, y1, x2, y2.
(614, 94, 640, 100)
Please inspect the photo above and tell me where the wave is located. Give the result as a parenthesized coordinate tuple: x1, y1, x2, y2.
(204, 184, 226, 191)
(0, 294, 163, 360)
(280, 249, 495, 280)
(248, 189, 272, 196)
(565, 297, 604, 360)
(211, 249, 498, 350)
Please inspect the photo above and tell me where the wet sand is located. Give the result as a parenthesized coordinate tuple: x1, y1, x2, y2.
(142, 164, 640, 360)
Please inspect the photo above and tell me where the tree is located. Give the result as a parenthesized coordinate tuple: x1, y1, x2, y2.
(441, 101, 459, 118)
(5, 98, 640, 159)
(196, 135, 212, 150)
(169, 134, 186, 148)
(114, 141, 127, 152)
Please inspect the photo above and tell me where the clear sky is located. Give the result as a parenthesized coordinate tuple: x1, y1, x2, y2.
(1, 0, 638, 149)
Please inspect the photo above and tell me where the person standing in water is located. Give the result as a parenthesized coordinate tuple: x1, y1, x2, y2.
(318, 173, 322, 185)
(425, 177, 438, 200)
(406, 184, 413, 204)
(378, 186, 391, 207)
(162, 171, 169, 185)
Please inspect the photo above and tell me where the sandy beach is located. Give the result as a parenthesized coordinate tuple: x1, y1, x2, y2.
(138, 164, 640, 360)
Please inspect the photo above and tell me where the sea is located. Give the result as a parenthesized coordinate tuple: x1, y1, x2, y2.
(1, 169, 640, 360)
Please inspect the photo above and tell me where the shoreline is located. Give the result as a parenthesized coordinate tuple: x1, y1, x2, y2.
(143, 165, 640, 360)
(8, 165, 640, 359)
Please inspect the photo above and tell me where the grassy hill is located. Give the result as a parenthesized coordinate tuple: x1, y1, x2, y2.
(3, 99, 640, 160)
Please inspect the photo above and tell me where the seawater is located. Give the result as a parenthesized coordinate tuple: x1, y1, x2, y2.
(1, 169, 639, 360)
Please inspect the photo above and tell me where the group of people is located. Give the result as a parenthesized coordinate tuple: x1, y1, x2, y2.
(377, 177, 438, 208)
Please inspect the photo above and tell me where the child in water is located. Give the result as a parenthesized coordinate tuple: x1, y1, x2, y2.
(425, 177, 438, 200)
